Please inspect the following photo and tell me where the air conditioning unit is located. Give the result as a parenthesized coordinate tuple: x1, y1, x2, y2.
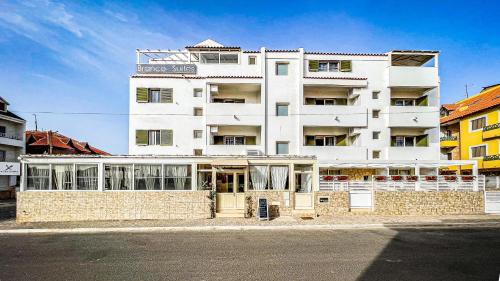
(210, 126, 218, 133)
(210, 84, 219, 95)
(246, 149, 262, 156)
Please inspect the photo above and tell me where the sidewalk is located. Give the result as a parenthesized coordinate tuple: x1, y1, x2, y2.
(2, 214, 500, 233)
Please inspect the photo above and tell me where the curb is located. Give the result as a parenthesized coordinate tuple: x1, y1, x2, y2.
(1, 221, 500, 234)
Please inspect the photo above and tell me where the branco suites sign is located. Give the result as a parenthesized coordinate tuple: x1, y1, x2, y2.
(0, 162, 20, 176)
(136, 64, 197, 75)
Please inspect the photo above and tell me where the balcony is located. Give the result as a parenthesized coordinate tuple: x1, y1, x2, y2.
(0, 133, 24, 147)
(388, 66, 439, 88)
(482, 123, 500, 139)
(205, 103, 264, 125)
(300, 105, 368, 127)
(385, 106, 439, 128)
(301, 146, 367, 161)
(206, 144, 263, 156)
(440, 136, 458, 148)
(387, 147, 438, 161)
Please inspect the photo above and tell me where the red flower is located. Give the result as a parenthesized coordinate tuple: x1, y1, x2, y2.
(425, 176, 437, 181)
(323, 175, 334, 181)
(406, 176, 418, 182)
(461, 176, 474, 182)
(391, 175, 402, 181)
(444, 176, 457, 181)
(336, 175, 348, 181)
(375, 176, 387, 181)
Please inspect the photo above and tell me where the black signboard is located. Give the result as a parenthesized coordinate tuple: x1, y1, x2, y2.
(257, 198, 269, 221)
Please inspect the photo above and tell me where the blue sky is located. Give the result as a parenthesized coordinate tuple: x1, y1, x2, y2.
(0, 0, 499, 154)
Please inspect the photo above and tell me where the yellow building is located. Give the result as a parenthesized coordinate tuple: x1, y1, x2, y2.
(440, 84, 500, 175)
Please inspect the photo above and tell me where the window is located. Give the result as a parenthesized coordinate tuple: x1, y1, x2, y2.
(372, 131, 380, 140)
(134, 165, 161, 190)
(26, 164, 50, 190)
(200, 53, 238, 64)
(76, 164, 98, 190)
(164, 165, 191, 190)
(0, 102, 5, 111)
(52, 164, 73, 190)
(136, 88, 173, 103)
(224, 136, 245, 145)
(212, 98, 245, 103)
(193, 149, 203, 156)
(0, 126, 6, 136)
(200, 53, 219, 64)
(391, 136, 427, 147)
(304, 98, 347, 105)
(193, 130, 203, 139)
(276, 142, 289, 154)
(305, 135, 347, 146)
(193, 88, 203, 97)
(470, 116, 486, 131)
(372, 110, 380, 118)
(392, 99, 414, 106)
(194, 107, 203, 116)
(309, 60, 343, 72)
(148, 130, 161, 145)
(136, 130, 173, 146)
(395, 136, 405, 147)
(0, 150, 5, 162)
(213, 135, 255, 145)
(276, 103, 289, 116)
(276, 62, 288, 76)
(248, 56, 256, 65)
(372, 150, 381, 159)
(220, 53, 239, 64)
(471, 145, 486, 158)
(372, 91, 380, 99)
(105, 164, 133, 190)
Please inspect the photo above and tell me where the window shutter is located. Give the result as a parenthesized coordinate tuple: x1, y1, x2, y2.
(160, 88, 173, 103)
(136, 88, 148, 103)
(340, 60, 352, 72)
(160, 130, 173, 146)
(308, 60, 319, 72)
(416, 96, 428, 106)
(136, 130, 148, 145)
(390, 136, 397, 147)
(416, 135, 428, 147)
(336, 98, 348, 105)
(245, 136, 256, 145)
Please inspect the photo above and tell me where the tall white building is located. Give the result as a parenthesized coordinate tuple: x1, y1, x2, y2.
(129, 39, 441, 176)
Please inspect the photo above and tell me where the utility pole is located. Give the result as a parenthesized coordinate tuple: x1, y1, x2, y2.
(32, 114, 38, 131)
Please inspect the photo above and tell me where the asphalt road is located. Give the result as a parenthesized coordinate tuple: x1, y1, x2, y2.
(0, 227, 499, 281)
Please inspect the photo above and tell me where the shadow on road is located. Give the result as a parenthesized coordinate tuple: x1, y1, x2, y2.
(0, 199, 16, 222)
(356, 227, 500, 281)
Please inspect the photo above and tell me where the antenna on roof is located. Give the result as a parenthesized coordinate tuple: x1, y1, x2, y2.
(32, 114, 38, 131)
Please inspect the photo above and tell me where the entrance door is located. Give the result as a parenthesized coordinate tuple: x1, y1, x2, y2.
(216, 171, 245, 212)
(294, 172, 314, 209)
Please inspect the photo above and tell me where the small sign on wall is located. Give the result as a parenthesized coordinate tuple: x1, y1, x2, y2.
(257, 197, 269, 221)
(319, 197, 329, 204)
(136, 64, 197, 74)
(0, 162, 20, 176)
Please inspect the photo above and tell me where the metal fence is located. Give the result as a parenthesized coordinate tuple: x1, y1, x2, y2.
(319, 175, 485, 192)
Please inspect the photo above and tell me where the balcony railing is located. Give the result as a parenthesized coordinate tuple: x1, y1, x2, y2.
(319, 175, 484, 191)
(0, 133, 22, 141)
(440, 136, 457, 141)
(483, 123, 500, 132)
(484, 154, 500, 161)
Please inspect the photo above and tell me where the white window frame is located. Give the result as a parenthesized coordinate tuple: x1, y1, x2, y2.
(193, 88, 203, 97)
(469, 144, 487, 159)
(248, 56, 257, 65)
(469, 115, 488, 132)
(276, 62, 289, 76)
(317, 60, 339, 72)
(193, 130, 203, 139)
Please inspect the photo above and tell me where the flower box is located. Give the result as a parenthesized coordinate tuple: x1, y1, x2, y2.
(461, 176, 474, 182)
(425, 176, 437, 181)
(374, 176, 387, 181)
(322, 175, 334, 181)
(405, 176, 418, 182)
(391, 175, 403, 181)
(335, 175, 349, 181)
(444, 175, 457, 182)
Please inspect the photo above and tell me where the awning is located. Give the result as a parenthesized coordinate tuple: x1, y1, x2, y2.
(211, 159, 248, 166)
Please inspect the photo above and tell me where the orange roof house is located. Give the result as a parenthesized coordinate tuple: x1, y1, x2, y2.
(25, 130, 110, 155)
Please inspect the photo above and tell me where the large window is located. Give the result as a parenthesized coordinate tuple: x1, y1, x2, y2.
(249, 165, 289, 190)
(164, 165, 191, 190)
(76, 164, 98, 190)
(305, 98, 347, 105)
(305, 135, 347, 146)
(200, 53, 239, 64)
(224, 136, 245, 145)
(26, 164, 50, 190)
(471, 145, 487, 158)
(213, 135, 256, 145)
(136, 130, 173, 146)
(52, 164, 73, 190)
(391, 135, 428, 147)
(105, 165, 133, 190)
(134, 165, 161, 190)
(470, 116, 486, 131)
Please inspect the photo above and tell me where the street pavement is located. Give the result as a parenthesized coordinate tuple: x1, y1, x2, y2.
(0, 227, 499, 281)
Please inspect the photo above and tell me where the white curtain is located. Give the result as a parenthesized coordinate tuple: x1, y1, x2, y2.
(250, 165, 269, 190)
(77, 165, 98, 190)
(136, 165, 159, 190)
(300, 173, 312, 193)
(28, 165, 49, 190)
(109, 165, 131, 190)
(52, 165, 73, 190)
(271, 166, 288, 190)
(166, 165, 188, 190)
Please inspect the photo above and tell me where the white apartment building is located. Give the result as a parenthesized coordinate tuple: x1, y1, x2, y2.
(129, 39, 445, 178)
(0, 97, 25, 190)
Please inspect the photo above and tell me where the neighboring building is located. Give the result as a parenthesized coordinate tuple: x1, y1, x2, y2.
(0, 97, 25, 190)
(441, 84, 500, 176)
(130, 39, 442, 178)
(25, 130, 110, 155)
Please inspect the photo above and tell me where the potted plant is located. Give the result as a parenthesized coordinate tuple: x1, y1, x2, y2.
(444, 175, 457, 182)
(406, 175, 418, 182)
(322, 175, 334, 181)
(391, 175, 403, 181)
(461, 175, 474, 182)
(336, 175, 349, 181)
(425, 175, 437, 181)
(374, 175, 387, 181)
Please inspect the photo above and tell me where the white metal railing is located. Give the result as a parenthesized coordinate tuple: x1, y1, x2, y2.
(0, 133, 22, 140)
(319, 175, 485, 192)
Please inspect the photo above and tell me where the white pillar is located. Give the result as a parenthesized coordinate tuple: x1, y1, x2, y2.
(98, 162, 105, 191)
(472, 162, 479, 191)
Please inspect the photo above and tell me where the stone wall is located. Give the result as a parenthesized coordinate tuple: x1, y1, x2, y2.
(244, 191, 293, 218)
(341, 169, 377, 181)
(17, 191, 211, 223)
(374, 191, 484, 215)
(315, 192, 350, 216)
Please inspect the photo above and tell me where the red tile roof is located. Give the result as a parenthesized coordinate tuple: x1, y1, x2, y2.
(25, 131, 110, 155)
(440, 84, 500, 124)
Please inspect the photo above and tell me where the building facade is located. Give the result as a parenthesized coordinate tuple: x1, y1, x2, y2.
(0, 97, 25, 191)
(129, 39, 441, 170)
(441, 84, 500, 178)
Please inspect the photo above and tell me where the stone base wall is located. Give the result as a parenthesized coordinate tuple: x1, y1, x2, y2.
(374, 191, 484, 215)
(315, 192, 350, 216)
(244, 191, 294, 218)
(17, 191, 211, 223)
